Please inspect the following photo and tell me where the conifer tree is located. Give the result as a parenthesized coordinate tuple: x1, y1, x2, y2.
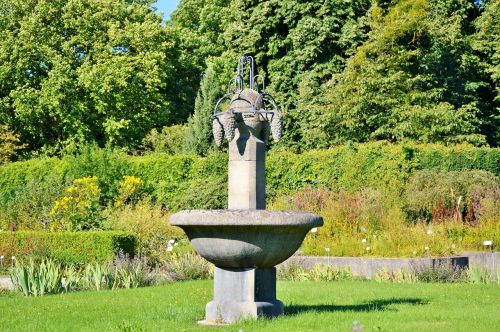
(184, 64, 219, 155)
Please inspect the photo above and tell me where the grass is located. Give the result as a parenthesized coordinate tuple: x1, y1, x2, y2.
(1, 280, 498, 331)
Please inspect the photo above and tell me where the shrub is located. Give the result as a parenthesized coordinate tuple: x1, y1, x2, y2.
(161, 251, 213, 281)
(63, 145, 131, 204)
(374, 268, 417, 283)
(82, 253, 148, 291)
(0, 125, 25, 165)
(0, 175, 66, 231)
(105, 200, 185, 265)
(404, 170, 500, 223)
(141, 125, 185, 155)
(277, 259, 353, 281)
(414, 262, 465, 283)
(466, 267, 492, 284)
(50, 176, 104, 231)
(0, 231, 138, 266)
(1, 142, 497, 213)
(277, 258, 310, 281)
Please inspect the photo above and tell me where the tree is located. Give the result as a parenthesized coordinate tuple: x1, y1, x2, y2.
(0, 125, 25, 164)
(0, 0, 184, 152)
(307, 0, 488, 147)
(184, 64, 219, 155)
(171, 0, 373, 150)
(472, 0, 500, 145)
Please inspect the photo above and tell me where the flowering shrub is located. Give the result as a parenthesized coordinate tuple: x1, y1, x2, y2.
(50, 176, 103, 231)
(114, 176, 144, 208)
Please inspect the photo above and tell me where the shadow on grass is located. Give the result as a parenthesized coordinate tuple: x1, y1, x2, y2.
(286, 298, 428, 315)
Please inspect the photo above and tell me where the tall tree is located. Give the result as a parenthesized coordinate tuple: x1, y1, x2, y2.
(307, 0, 488, 147)
(184, 64, 219, 155)
(0, 0, 182, 152)
(171, 0, 373, 150)
(472, 0, 500, 145)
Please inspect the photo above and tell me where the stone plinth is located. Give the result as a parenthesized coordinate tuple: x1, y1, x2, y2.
(205, 267, 283, 323)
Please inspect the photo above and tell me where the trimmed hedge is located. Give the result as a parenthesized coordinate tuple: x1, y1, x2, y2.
(0, 142, 498, 211)
(0, 231, 138, 265)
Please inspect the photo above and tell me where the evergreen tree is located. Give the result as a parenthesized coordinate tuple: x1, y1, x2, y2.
(184, 64, 219, 155)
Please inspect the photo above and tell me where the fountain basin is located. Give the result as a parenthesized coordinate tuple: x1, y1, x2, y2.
(170, 210, 323, 268)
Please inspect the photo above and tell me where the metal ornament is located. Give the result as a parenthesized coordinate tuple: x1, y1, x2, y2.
(212, 56, 282, 146)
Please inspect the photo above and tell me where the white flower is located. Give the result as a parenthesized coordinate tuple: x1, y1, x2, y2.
(361, 226, 367, 233)
(11, 256, 15, 260)
(483, 240, 493, 246)
(361, 238, 367, 244)
(0, 255, 3, 259)
(324, 247, 330, 253)
(366, 246, 370, 252)
(168, 239, 176, 245)
(424, 246, 429, 251)
(427, 229, 433, 235)
(451, 244, 456, 249)
(412, 251, 417, 255)
(166, 246, 173, 252)
(311, 227, 317, 233)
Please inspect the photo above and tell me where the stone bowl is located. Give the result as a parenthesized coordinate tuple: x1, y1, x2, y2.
(170, 210, 323, 268)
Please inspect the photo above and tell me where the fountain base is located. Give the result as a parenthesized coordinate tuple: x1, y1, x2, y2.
(204, 267, 284, 323)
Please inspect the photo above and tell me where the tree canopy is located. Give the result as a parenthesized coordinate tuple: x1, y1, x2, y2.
(0, 0, 498, 158)
(0, 0, 195, 152)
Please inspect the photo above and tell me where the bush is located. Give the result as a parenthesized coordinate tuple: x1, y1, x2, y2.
(0, 231, 138, 266)
(404, 170, 500, 223)
(0, 125, 25, 165)
(105, 200, 185, 265)
(160, 251, 213, 281)
(141, 125, 185, 155)
(414, 262, 465, 283)
(0, 175, 66, 231)
(277, 259, 353, 281)
(0, 142, 498, 213)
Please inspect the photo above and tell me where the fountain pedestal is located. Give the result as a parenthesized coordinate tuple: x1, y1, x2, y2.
(170, 56, 323, 325)
(205, 267, 283, 323)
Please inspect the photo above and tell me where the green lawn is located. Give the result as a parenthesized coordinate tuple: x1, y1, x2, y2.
(0, 280, 498, 331)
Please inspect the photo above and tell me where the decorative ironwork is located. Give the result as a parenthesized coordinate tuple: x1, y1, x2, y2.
(212, 56, 283, 146)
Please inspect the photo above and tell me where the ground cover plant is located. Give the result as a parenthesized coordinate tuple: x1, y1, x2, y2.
(0, 280, 498, 331)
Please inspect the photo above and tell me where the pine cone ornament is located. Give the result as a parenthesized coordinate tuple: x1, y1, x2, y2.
(271, 112, 283, 142)
(212, 118, 224, 147)
(221, 112, 236, 141)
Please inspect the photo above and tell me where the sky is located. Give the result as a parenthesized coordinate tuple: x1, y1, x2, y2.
(153, 1, 180, 19)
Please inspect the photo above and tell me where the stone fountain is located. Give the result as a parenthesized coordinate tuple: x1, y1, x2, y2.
(170, 56, 323, 324)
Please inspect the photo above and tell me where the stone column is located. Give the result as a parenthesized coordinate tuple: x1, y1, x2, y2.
(228, 114, 266, 210)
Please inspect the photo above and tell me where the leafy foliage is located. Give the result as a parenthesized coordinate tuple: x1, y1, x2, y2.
(309, 0, 489, 147)
(0, 0, 193, 152)
(0, 231, 138, 266)
(0, 125, 25, 164)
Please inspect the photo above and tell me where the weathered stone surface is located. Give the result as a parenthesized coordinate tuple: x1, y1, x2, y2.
(170, 210, 323, 268)
(205, 267, 283, 323)
(228, 134, 266, 209)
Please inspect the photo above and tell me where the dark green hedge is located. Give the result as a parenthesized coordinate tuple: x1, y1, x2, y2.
(0, 231, 138, 265)
(0, 142, 498, 211)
